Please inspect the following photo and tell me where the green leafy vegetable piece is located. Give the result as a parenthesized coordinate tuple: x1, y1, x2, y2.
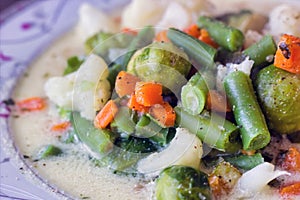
(63, 56, 84, 75)
(156, 165, 212, 200)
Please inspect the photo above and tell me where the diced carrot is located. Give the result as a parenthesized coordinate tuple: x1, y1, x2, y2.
(280, 182, 300, 196)
(115, 71, 141, 98)
(121, 27, 138, 35)
(94, 100, 118, 129)
(274, 34, 300, 74)
(280, 147, 300, 172)
(198, 29, 219, 48)
(184, 24, 201, 38)
(154, 30, 170, 42)
(16, 97, 46, 112)
(127, 93, 149, 113)
(50, 121, 71, 132)
(149, 102, 176, 127)
(206, 90, 231, 113)
(135, 82, 163, 106)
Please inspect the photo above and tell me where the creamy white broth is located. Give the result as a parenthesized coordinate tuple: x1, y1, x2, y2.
(9, 0, 300, 200)
(10, 30, 151, 199)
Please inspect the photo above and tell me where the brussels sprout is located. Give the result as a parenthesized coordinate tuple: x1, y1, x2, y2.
(255, 65, 300, 134)
(156, 165, 212, 200)
(127, 42, 191, 96)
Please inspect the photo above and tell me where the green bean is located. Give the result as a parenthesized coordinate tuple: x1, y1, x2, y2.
(223, 71, 270, 150)
(181, 72, 210, 115)
(175, 107, 241, 152)
(70, 112, 116, 157)
(243, 35, 277, 67)
(167, 28, 217, 70)
(135, 115, 169, 146)
(35, 145, 62, 160)
(223, 153, 264, 171)
(111, 106, 136, 135)
(197, 16, 244, 52)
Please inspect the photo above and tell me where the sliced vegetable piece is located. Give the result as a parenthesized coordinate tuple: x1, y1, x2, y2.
(183, 24, 201, 38)
(149, 102, 175, 127)
(138, 128, 203, 174)
(243, 34, 277, 67)
(224, 71, 270, 150)
(223, 153, 264, 171)
(156, 165, 212, 200)
(208, 161, 241, 198)
(175, 107, 241, 152)
(94, 100, 118, 129)
(135, 82, 163, 106)
(235, 162, 290, 196)
(181, 72, 209, 115)
(167, 28, 217, 70)
(274, 34, 300, 74)
(197, 16, 244, 52)
(50, 121, 71, 133)
(115, 71, 141, 97)
(16, 97, 46, 112)
(127, 93, 149, 113)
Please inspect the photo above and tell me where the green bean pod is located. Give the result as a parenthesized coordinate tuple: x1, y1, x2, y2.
(223, 153, 264, 171)
(223, 71, 270, 150)
(243, 35, 277, 67)
(197, 16, 244, 52)
(175, 107, 241, 152)
(71, 112, 116, 157)
(167, 28, 217, 70)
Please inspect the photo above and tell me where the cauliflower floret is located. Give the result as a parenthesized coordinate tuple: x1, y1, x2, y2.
(121, 0, 209, 29)
(44, 54, 111, 120)
(121, 0, 168, 28)
(137, 128, 203, 176)
(156, 2, 192, 30)
(216, 57, 254, 92)
(77, 3, 119, 40)
(268, 5, 300, 38)
(44, 73, 76, 109)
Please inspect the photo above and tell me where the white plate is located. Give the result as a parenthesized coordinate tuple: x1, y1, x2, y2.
(0, 1, 128, 199)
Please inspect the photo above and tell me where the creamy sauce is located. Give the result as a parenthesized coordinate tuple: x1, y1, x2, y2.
(10, 30, 151, 200)
(9, 0, 300, 200)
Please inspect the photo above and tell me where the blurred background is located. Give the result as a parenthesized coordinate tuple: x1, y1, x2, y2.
(1, 0, 18, 12)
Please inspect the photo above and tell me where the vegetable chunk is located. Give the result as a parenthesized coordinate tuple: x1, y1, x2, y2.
(156, 165, 212, 200)
(274, 34, 300, 74)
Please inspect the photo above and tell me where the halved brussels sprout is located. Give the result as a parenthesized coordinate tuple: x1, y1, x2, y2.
(255, 65, 300, 134)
